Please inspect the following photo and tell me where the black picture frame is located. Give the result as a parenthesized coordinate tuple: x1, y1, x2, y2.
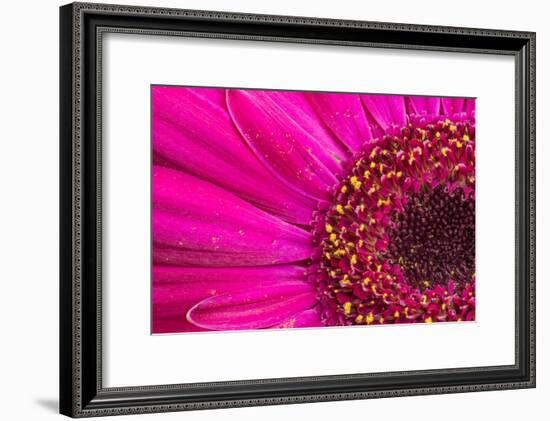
(59, 2, 536, 417)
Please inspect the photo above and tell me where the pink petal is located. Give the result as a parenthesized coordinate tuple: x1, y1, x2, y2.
(153, 166, 314, 267)
(408, 96, 441, 116)
(361, 95, 406, 132)
(153, 265, 307, 303)
(275, 308, 324, 329)
(441, 97, 465, 115)
(261, 91, 347, 175)
(227, 89, 340, 201)
(187, 282, 317, 330)
(152, 265, 307, 334)
(152, 86, 316, 225)
(465, 98, 476, 115)
(153, 300, 207, 334)
(307, 92, 372, 153)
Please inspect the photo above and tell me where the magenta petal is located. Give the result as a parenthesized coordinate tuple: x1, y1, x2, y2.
(465, 98, 476, 116)
(361, 95, 406, 132)
(408, 96, 441, 116)
(153, 265, 307, 303)
(153, 265, 307, 334)
(153, 299, 207, 334)
(260, 91, 347, 175)
(275, 308, 323, 328)
(441, 97, 465, 115)
(307, 92, 372, 153)
(153, 166, 314, 267)
(187, 282, 317, 330)
(152, 86, 316, 225)
(227, 89, 340, 201)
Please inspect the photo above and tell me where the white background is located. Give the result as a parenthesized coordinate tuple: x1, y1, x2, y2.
(0, 0, 546, 420)
(104, 34, 515, 387)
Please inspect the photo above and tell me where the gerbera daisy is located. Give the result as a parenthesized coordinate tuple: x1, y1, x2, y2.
(152, 86, 476, 333)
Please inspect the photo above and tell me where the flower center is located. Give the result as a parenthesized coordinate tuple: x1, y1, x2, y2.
(382, 185, 475, 289)
(313, 118, 476, 326)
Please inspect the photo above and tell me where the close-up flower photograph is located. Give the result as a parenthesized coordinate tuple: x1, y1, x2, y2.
(152, 87, 476, 334)
(0, 1, 546, 421)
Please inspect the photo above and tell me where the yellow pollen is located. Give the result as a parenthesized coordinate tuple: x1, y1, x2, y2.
(336, 204, 344, 215)
(377, 197, 391, 207)
(450, 124, 457, 131)
(330, 270, 336, 278)
(441, 304, 446, 310)
(463, 134, 470, 142)
(435, 132, 441, 139)
(343, 302, 352, 315)
(396, 171, 403, 178)
(325, 224, 333, 233)
(376, 264, 382, 272)
(425, 316, 433, 323)
(421, 294, 428, 304)
(350, 176, 361, 190)
(359, 203, 365, 212)
(366, 313, 374, 324)
(456, 141, 463, 148)
(442, 147, 449, 157)
(355, 315, 364, 323)
(367, 255, 373, 261)
(350, 254, 358, 265)
(359, 224, 366, 232)
(358, 239, 364, 248)
(329, 233, 337, 242)
(370, 161, 376, 169)
(379, 317, 385, 324)
(394, 311, 400, 318)
(340, 185, 348, 193)
(364, 170, 370, 179)
(363, 277, 371, 285)
(379, 163, 384, 172)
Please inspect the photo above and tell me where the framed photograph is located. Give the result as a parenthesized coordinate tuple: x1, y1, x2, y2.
(59, 2, 535, 417)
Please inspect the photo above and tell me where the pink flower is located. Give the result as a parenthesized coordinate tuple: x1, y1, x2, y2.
(152, 87, 476, 333)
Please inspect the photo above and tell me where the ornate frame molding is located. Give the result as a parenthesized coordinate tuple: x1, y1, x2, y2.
(60, 2, 535, 417)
